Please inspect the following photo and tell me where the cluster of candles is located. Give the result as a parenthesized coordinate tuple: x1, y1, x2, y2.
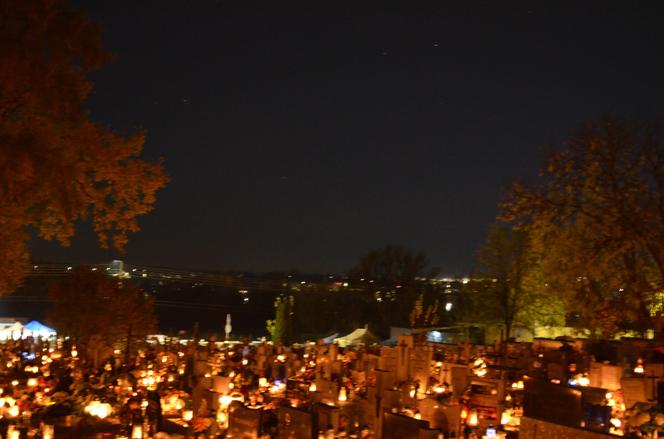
(83, 400, 113, 419)
(0, 335, 651, 439)
(606, 391, 626, 436)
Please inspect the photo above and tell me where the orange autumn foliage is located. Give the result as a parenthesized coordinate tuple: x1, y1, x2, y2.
(48, 267, 156, 353)
(0, 0, 168, 294)
(501, 117, 664, 337)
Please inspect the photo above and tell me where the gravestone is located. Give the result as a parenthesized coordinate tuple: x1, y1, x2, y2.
(365, 385, 383, 438)
(380, 347, 398, 373)
(316, 378, 339, 404)
(257, 344, 266, 357)
(291, 358, 302, 374)
(322, 347, 338, 380)
(583, 403, 611, 434)
(328, 344, 339, 363)
(645, 363, 664, 378)
(523, 379, 583, 428)
(398, 335, 415, 348)
(316, 403, 340, 434)
(256, 354, 267, 373)
(621, 378, 649, 408)
(363, 355, 380, 378)
(396, 344, 410, 382)
(578, 386, 611, 433)
(418, 428, 443, 439)
(600, 364, 622, 391)
(212, 376, 232, 393)
(450, 365, 470, 398)
(460, 341, 472, 363)
(331, 360, 343, 378)
(228, 402, 262, 439)
(314, 378, 338, 405)
(286, 378, 308, 400)
(193, 358, 210, 377)
(547, 362, 565, 382)
(375, 368, 396, 397)
(578, 386, 609, 405)
(315, 346, 326, 379)
(417, 398, 437, 423)
(278, 406, 315, 439)
(383, 389, 403, 411)
(410, 348, 432, 392)
(418, 397, 461, 433)
(204, 389, 220, 410)
(382, 412, 428, 439)
(588, 362, 603, 388)
(351, 370, 366, 386)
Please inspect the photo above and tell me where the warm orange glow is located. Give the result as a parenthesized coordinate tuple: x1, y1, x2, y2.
(467, 410, 479, 427)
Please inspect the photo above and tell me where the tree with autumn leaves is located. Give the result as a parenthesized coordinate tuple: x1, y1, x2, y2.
(501, 117, 664, 338)
(48, 267, 156, 363)
(0, 0, 168, 294)
(469, 225, 565, 341)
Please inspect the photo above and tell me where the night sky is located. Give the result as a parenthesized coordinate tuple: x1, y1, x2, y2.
(30, 1, 664, 275)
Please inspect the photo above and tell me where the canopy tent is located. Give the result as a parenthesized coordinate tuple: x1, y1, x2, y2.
(333, 325, 379, 347)
(321, 332, 339, 345)
(0, 321, 24, 341)
(381, 338, 398, 346)
(23, 321, 56, 338)
(382, 327, 412, 346)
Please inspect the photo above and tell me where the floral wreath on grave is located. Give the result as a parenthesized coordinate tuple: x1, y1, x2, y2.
(624, 402, 664, 436)
(190, 398, 215, 433)
(191, 416, 213, 433)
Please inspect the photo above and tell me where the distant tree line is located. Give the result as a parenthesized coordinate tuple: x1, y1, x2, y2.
(40, 117, 664, 346)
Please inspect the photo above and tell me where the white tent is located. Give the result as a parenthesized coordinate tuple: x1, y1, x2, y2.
(0, 321, 24, 341)
(333, 325, 378, 347)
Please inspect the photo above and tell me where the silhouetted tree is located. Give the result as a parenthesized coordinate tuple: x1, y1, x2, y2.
(349, 244, 439, 336)
(48, 267, 156, 362)
(293, 290, 372, 339)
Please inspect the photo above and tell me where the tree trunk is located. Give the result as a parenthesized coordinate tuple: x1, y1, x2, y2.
(124, 323, 133, 367)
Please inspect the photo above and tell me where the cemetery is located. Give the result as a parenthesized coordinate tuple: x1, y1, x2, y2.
(0, 327, 661, 438)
